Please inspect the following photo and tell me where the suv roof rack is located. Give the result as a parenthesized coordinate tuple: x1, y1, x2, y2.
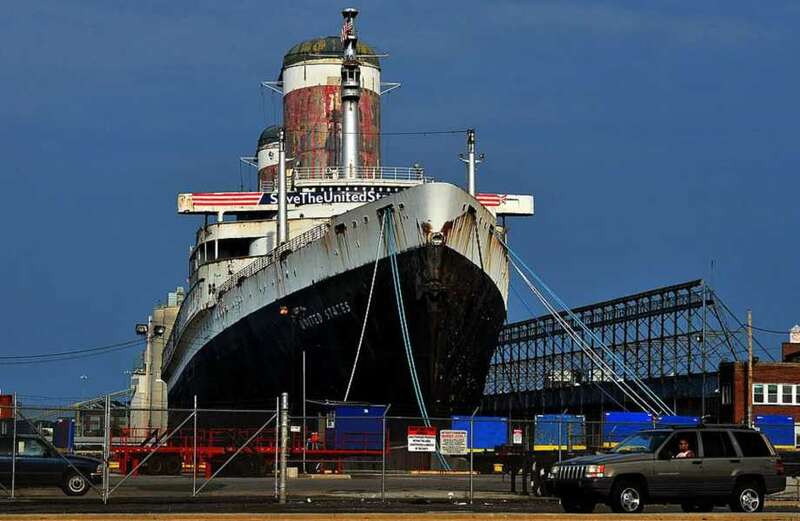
(697, 422, 753, 429)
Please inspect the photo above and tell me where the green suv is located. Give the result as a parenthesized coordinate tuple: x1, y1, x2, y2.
(545, 426, 786, 513)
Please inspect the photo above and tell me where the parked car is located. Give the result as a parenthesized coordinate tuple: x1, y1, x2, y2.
(545, 425, 786, 513)
(0, 435, 102, 496)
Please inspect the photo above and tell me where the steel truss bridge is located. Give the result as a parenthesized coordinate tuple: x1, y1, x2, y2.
(483, 280, 755, 418)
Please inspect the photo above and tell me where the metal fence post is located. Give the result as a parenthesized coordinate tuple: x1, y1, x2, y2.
(381, 405, 391, 503)
(279, 392, 289, 504)
(10, 393, 17, 500)
(103, 394, 111, 504)
(192, 395, 198, 496)
(557, 416, 563, 463)
(470, 406, 479, 504)
(302, 350, 306, 474)
(274, 396, 279, 499)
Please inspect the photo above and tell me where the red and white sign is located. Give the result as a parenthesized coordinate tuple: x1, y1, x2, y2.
(512, 427, 523, 445)
(476, 193, 508, 207)
(475, 193, 535, 216)
(407, 426, 437, 452)
(440, 430, 468, 455)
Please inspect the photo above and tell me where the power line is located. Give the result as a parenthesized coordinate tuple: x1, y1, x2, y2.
(0, 339, 143, 361)
(749, 325, 793, 335)
(282, 128, 468, 137)
(0, 342, 144, 366)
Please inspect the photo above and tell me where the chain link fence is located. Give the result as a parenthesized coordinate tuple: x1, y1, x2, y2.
(2, 397, 799, 505)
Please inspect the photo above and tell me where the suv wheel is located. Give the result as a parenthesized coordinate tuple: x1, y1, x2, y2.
(62, 473, 89, 496)
(561, 497, 596, 513)
(610, 479, 645, 513)
(730, 481, 764, 513)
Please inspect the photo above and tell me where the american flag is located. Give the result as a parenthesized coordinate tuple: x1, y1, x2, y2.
(476, 193, 508, 208)
(341, 18, 353, 43)
(191, 192, 264, 207)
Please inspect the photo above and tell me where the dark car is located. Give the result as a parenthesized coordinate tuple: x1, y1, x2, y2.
(545, 426, 786, 513)
(0, 435, 102, 496)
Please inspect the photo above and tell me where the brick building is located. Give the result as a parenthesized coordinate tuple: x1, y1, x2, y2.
(718, 325, 800, 438)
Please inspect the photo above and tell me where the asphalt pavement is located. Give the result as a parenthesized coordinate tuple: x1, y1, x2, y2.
(0, 474, 798, 515)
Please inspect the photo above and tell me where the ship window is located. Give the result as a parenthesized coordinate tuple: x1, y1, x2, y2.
(352, 220, 358, 228)
(363, 216, 369, 224)
(216, 238, 250, 260)
(335, 223, 346, 234)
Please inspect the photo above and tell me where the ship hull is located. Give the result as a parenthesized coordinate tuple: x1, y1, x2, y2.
(169, 243, 505, 414)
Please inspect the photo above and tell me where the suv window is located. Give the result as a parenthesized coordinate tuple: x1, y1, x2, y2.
(733, 431, 772, 457)
(701, 431, 737, 458)
(658, 431, 699, 459)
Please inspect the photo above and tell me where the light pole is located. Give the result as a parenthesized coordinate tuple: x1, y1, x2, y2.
(135, 319, 167, 432)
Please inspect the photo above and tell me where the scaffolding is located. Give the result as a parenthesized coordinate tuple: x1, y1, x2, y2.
(484, 280, 752, 417)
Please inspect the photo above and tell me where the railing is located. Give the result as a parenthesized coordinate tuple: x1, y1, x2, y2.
(260, 165, 432, 191)
(162, 278, 205, 371)
(163, 222, 331, 374)
(215, 222, 331, 297)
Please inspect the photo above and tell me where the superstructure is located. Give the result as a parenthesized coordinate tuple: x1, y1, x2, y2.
(133, 9, 533, 419)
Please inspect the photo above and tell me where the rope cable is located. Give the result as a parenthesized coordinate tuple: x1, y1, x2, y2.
(343, 215, 387, 401)
(509, 259, 663, 415)
(502, 241, 673, 415)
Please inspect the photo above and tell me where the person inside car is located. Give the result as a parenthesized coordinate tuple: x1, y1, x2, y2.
(674, 437, 695, 458)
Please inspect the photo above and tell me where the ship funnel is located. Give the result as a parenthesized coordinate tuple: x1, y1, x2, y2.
(340, 8, 360, 178)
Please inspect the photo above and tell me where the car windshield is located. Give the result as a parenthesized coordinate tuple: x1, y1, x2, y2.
(611, 431, 671, 454)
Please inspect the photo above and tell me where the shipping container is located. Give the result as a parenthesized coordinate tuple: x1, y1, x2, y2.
(754, 415, 795, 450)
(325, 405, 386, 451)
(451, 416, 508, 450)
(0, 395, 12, 420)
(534, 414, 586, 450)
(54, 417, 76, 450)
(602, 411, 654, 447)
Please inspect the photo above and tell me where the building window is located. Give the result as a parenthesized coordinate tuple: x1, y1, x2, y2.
(721, 385, 731, 405)
(753, 384, 764, 404)
(767, 384, 779, 404)
(782, 384, 794, 405)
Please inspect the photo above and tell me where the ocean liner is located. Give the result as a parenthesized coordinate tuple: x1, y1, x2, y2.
(149, 9, 532, 415)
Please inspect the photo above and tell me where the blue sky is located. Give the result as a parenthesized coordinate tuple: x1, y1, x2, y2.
(1, 1, 798, 401)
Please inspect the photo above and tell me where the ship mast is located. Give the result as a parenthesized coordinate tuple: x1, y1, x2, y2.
(340, 8, 360, 178)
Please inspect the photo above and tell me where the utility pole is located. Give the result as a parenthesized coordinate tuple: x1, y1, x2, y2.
(701, 281, 707, 419)
(747, 310, 753, 427)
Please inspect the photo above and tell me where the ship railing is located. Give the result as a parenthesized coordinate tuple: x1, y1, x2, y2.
(162, 277, 206, 371)
(260, 165, 432, 191)
(164, 222, 331, 372)
(215, 221, 331, 298)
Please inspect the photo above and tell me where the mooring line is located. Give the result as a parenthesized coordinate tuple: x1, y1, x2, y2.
(344, 214, 387, 401)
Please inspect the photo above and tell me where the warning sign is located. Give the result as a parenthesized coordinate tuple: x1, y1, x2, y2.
(512, 427, 523, 445)
(439, 429, 468, 455)
(407, 426, 437, 452)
